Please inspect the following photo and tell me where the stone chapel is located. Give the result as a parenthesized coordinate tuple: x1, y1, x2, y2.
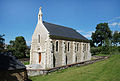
(30, 7, 91, 69)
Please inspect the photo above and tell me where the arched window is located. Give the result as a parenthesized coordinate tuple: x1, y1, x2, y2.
(74, 43, 76, 52)
(68, 42, 70, 51)
(64, 42, 66, 53)
(51, 41, 54, 53)
(83, 44, 86, 51)
(56, 41, 58, 52)
(39, 15, 40, 20)
(38, 35, 40, 43)
(77, 43, 79, 51)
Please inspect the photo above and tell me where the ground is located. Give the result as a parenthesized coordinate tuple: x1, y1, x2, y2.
(30, 54, 120, 81)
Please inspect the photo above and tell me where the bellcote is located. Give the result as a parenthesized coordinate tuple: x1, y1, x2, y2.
(38, 7, 43, 23)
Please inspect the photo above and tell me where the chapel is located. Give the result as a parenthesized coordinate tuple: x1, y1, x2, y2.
(30, 7, 91, 69)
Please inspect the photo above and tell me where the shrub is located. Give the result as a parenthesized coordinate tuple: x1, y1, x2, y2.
(91, 47, 102, 55)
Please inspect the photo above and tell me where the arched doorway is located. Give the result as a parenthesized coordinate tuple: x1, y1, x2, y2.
(39, 53, 41, 63)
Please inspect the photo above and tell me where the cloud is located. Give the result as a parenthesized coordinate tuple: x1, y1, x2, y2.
(109, 22, 120, 28)
(84, 34, 91, 38)
(26, 41, 31, 45)
(109, 22, 118, 26)
(77, 30, 94, 39)
(107, 16, 120, 23)
(76, 30, 84, 33)
(84, 31, 95, 38)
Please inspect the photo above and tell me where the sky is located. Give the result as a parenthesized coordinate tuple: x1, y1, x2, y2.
(0, 0, 120, 45)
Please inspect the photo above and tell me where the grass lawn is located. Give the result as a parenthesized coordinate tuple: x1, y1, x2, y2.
(30, 55, 120, 81)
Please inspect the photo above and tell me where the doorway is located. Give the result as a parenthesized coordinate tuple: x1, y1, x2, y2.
(39, 53, 41, 63)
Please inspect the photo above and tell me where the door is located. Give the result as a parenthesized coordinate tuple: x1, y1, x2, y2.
(39, 53, 41, 63)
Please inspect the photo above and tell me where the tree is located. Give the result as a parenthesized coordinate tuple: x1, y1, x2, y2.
(112, 31, 120, 46)
(7, 36, 29, 58)
(7, 40, 15, 54)
(0, 34, 5, 52)
(91, 23, 112, 46)
(89, 40, 95, 47)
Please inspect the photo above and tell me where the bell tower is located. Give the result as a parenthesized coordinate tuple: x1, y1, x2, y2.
(38, 7, 43, 23)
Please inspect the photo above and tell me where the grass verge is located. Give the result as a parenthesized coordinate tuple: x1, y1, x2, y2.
(30, 55, 120, 81)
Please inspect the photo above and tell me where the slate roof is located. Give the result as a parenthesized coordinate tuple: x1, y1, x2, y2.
(43, 21, 88, 42)
(0, 52, 26, 70)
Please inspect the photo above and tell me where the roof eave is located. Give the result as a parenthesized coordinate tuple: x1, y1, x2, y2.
(49, 35, 90, 43)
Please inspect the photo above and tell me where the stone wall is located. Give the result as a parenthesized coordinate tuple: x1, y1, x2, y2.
(50, 39, 91, 68)
(27, 56, 110, 76)
(30, 21, 50, 69)
(0, 69, 28, 81)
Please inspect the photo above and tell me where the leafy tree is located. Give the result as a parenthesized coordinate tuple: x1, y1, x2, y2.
(91, 23, 112, 46)
(89, 40, 95, 47)
(7, 36, 29, 58)
(0, 34, 5, 52)
(7, 40, 15, 54)
(112, 31, 120, 46)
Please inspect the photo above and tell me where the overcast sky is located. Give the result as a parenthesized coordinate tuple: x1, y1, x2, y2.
(0, 0, 120, 45)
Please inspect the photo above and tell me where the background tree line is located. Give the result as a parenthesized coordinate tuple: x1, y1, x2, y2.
(0, 35, 30, 58)
(91, 23, 120, 55)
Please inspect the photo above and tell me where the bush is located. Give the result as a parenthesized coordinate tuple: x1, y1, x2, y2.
(91, 46, 120, 56)
(91, 47, 102, 55)
(118, 46, 120, 52)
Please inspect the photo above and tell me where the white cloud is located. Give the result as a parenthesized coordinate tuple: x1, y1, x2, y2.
(26, 41, 31, 45)
(109, 22, 120, 27)
(109, 22, 118, 26)
(76, 30, 84, 33)
(87, 31, 95, 34)
(84, 31, 95, 38)
(77, 30, 94, 39)
(84, 34, 91, 38)
(107, 16, 120, 23)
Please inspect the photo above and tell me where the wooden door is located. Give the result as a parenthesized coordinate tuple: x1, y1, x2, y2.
(39, 53, 41, 63)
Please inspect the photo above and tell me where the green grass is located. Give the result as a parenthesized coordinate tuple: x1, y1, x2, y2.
(30, 55, 120, 81)
(23, 61, 29, 65)
(94, 53, 110, 56)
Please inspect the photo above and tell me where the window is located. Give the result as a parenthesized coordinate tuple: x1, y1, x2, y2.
(51, 41, 54, 53)
(77, 43, 79, 51)
(83, 44, 86, 51)
(74, 43, 76, 52)
(38, 35, 40, 43)
(56, 41, 58, 52)
(68, 42, 70, 51)
(39, 15, 40, 20)
(64, 42, 66, 53)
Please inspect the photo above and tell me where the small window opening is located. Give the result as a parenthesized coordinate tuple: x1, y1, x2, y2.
(56, 41, 58, 52)
(68, 42, 70, 51)
(38, 35, 40, 43)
